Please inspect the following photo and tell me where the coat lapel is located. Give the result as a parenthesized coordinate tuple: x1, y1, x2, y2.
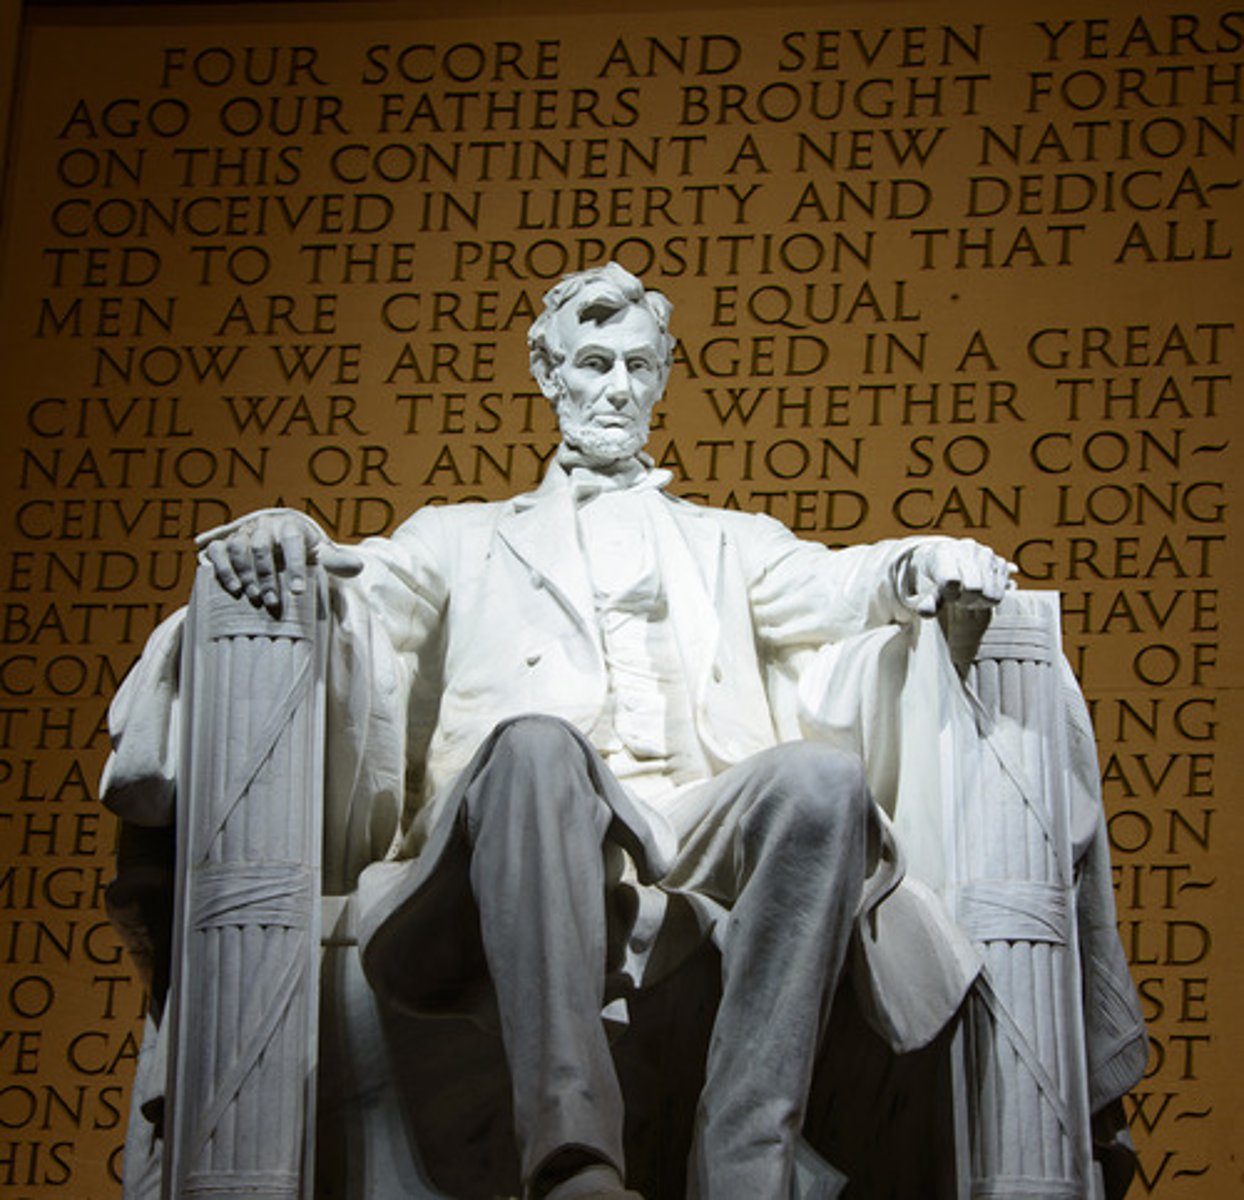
(498, 467, 727, 683)
(498, 470, 599, 643)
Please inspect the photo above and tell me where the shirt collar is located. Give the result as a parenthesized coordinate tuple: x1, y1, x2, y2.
(555, 444, 673, 502)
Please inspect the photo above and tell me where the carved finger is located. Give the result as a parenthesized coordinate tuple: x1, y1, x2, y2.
(936, 541, 965, 584)
(909, 541, 951, 617)
(982, 556, 1011, 603)
(250, 534, 281, 614)
(205, 539, 243, 597)
(226, 534, 260, 604)
(914, 591, 941, 617)
(278, 521, 309, 596)
(958, 549, 988, 598)
(315, 542, 366, 577)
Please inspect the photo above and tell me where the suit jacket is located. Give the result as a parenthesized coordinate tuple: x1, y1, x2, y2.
(330, 466, 992, 1053)
(341, 465, 920, 849)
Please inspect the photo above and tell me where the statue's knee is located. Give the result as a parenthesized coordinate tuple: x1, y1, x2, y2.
(488, 714, 584, 771)
(751, 742, 870, 845)
(470, 715, 598, 828)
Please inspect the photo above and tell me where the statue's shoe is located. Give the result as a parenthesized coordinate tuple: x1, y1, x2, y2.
(540, 1164, 645, 1200)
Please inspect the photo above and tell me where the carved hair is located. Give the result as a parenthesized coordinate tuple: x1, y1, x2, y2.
(528, 263, 675, 385)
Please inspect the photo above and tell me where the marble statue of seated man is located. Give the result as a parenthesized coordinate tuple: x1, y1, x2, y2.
(105, 263, 1145, 1200)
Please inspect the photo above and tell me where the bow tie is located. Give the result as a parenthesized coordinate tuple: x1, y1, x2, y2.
(557, 446, 672, 501)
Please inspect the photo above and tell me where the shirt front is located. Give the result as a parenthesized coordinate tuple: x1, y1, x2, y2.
(572, 468, 713, 807)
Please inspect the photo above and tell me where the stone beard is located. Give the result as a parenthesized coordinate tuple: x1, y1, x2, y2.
(556, 395, 650, 463)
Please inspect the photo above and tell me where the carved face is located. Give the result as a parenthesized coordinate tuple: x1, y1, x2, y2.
(548, 304, 667, 464)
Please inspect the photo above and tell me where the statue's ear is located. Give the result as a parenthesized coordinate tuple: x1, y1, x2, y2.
(530, 353, 561, 403)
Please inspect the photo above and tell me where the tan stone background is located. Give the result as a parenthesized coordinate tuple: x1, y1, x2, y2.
(0, 0, 1240, 1193)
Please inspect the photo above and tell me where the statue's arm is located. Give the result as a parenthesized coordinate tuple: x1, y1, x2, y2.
(738, 515, 1014, 648)
(195, 504, 452, 648)
(103, 506, 453, 874)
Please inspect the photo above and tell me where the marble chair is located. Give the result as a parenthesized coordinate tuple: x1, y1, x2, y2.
(107, 565, 1139, 1200)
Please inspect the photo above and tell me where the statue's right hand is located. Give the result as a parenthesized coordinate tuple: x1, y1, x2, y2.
(196, 508, 363, 614)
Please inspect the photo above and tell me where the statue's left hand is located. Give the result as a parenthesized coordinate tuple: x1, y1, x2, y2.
(905, 538, 1016, 618)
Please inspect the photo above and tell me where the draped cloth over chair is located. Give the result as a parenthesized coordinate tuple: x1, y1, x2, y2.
(798, 591, 1142, 1200)
(106, 570, 1142, 1200)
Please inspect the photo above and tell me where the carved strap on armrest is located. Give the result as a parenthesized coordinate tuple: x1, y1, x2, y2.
(163, 565, 328, 1200)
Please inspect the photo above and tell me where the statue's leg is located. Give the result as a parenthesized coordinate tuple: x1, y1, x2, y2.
(460, 715, 628, 1195)
(671, 742, 873, 1200)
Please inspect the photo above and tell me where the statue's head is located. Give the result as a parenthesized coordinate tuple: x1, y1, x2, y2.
(529, 262, 675, 465)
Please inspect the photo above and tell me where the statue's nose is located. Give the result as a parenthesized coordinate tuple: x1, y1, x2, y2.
(604, 364, 631, 405)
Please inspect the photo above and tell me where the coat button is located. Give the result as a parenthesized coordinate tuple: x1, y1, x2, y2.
(526, 652, 541, 667)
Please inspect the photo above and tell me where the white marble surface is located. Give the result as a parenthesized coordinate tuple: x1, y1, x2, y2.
(104, 265, 1145, 1200)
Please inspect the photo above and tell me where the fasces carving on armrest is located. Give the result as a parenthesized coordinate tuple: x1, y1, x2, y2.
(944, 587, 1105, 1194)
(163, 562, 328, 1198)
